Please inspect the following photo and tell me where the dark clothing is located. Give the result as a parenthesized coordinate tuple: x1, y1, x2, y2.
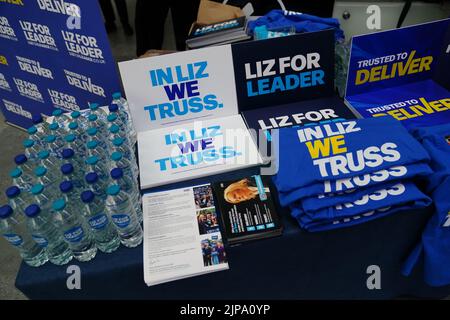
(100, 0, 130, 26)
(135, 0, 200, 56)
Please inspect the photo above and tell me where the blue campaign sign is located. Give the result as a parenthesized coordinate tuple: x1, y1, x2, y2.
(345, 19, 450, 129)
(0, 0, 121, 129)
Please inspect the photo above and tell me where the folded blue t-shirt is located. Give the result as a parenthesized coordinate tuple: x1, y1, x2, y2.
(412, 123, 450, 192)
(291, 181, 431, 232)
(247, 10, 345, 41)
(278, 162, 432, 207)
(402, 177, 450, 286)
(273, 117, 430, 194)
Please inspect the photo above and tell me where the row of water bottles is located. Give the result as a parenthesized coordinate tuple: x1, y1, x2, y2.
(0, 92, 144, 267)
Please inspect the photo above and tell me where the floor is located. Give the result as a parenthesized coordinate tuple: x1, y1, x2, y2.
(0, 0, 176, 300)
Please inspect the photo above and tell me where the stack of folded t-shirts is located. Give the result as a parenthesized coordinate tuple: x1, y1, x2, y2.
(273, 117, 433, 231)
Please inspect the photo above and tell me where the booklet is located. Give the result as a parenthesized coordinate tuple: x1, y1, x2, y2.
(137, 114, 263, 189)
(187, 16, 250, 49)
(213, 175, 282, 244)
(143, 183, 229, 286)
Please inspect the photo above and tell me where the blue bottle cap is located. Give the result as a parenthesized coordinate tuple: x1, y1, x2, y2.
(108, 104, 118, 112)
(81, 190, 95, 203)
(109, 124, 120, 134)
(62, 148, 74, 159)
(14, 154, 27, 165)
(52, 109, 63, 116)
(110, 168, 123, 179)
(85, 172, 98, 184)
(0, 205, 13, 219)
(31, 184, 44, 195)
(5, 186, 20, 198)
(87, 127, 98, 136)
(49, 123, 59, 131)
(106, 185, 120, 196)
(112, 137, 124, 146)
(35, 166, 47, 177)
(38, 150, 50, 159)
(112, 92, 122, 99)
(27, 126, 37, 135)
(9, 168, 22, 178)
(32, 114, 43, 124)
(23, 139, 34, 148)
(89, 103, 99, 110)
(86, 140, 98, 149)
(64, 134, 76, 143)
(71, 111, 81, 119)
(52, 198, 66, 211)
(61, 163, 74, 175)
(86, 155, 98, 165)
(25, 204, 41, 218)
(88, 114, 98, 122)
(111, 151, 122, 161)
(45, 135, 56, 143)
(68, 122, 78, 130)
(59, 181, 73, 193)
(107, 114, 117, 122)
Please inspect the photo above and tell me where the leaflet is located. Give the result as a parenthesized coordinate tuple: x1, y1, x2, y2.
(143, 184, 228, 286)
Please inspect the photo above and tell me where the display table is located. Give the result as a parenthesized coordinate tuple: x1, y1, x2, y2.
(15, 168, 450, 299)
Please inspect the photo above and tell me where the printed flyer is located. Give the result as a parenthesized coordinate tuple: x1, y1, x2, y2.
(143, 184, 228, 286)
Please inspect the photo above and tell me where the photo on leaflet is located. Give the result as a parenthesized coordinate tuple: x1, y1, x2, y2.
(200, 235, 227, 267)
(193, 184, 214, 209)
(446, 136, 450, 145)
(197, 208, 220, 235)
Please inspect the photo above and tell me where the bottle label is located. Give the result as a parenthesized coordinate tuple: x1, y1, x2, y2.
(63, 226, 85, 243)
(88, 214, 108, 230)
(112, 214, 130, 228)
(32, 235, 48, 247)
(3, 233, 23, 246)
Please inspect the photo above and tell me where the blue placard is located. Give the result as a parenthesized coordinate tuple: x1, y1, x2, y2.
(345, 19, 450, 129)
(0, 0, 121, 129)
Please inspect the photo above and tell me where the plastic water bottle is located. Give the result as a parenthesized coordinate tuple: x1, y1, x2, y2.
(49, 122, 64, 135)
(110, 168, 142, 223)
(59, 180, 81, 203)
(70, 111, 88, 129)
(64, 133, 85, 154)
(27, 126, 46, 145)
(87, 114, 106, 135)
(80, 190, 120, 253)
(86, 140, 108, 162)
(38, 150, 62, 171)
(23, 139, 40, 159)
(14, 154, 34, 174)
(5, 186, 30, 215)
(85, 156, 108, 180)
(67, 122, 86, 142)
(110, 151, 139, 182)
(105, 185, 142, 248)
(61, 148, 84, 170)
(108, 103, 137, 145)
(87, 127, 109, 151)
(85, 172, 108, 200)
(89, 103, 107, 119)
(52, 198, 97, 262)
(30, 184, 53, 212)
(51, 109, 70, 127)
(61, 163, 85, 190)
(112, 92, 134, 127)
(0, 204, 48, 267)
(45, 134, 64, 153)
(9, 167, 33, 191)
(107, 124, 133, 150)
(111, 137, 137, 166)
(31, 113, 51, 137)
(34, 165, 61, 189)
(25, 204, 73, 265)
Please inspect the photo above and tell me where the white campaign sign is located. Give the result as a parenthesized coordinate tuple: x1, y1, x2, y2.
(118, 45, 238, 132)
(137, 114, 262, 189)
